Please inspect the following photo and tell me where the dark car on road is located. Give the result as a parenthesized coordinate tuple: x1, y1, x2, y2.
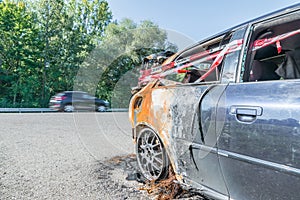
(129, 4, 300, 200)
(49, 91, 109, 112)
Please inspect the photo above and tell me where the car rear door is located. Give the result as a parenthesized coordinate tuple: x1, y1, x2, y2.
(181, 27, 247, 199)
(72, 92, 87, 110)
(81, 93, 96, 110)
(163, 27, 246, 199)
(152, 81, 230, 199)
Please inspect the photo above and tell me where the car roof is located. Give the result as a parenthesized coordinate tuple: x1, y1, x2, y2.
(64, 91, 87, 94)
(183, 3, 300, 53)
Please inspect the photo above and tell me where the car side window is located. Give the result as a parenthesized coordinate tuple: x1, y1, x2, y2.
(172, 36, 226, 84)
(73, 92, 84, 98)
(82, 94, 95, 100)
(161, 32, 244, 85)
(241, 11, 300, 82)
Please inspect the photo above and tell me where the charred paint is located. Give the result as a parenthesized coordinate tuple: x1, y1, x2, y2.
(129, 78, 212, 183)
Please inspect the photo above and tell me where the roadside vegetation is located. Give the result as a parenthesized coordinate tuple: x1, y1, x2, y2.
(0, 0, 177, 108)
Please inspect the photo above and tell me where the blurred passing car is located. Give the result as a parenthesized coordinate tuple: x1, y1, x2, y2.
(49, 91, 109, 112)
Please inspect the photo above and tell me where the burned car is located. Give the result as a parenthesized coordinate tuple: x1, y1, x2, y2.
(129, 4, 300, 200)
(138, 50, 176, 87)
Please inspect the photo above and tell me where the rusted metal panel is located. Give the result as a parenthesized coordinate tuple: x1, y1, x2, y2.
(129, 78, 210, 181)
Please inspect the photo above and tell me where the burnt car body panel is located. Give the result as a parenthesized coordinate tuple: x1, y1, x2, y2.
(129, 4, 300, 200)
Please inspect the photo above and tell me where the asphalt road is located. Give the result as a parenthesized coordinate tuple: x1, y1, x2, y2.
(0, 112, 150, 200)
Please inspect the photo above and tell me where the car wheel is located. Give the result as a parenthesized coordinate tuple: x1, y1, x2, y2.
(136, 128, 169, 181)
(97, 105, 106, 112)
(63, 104, 74, 112)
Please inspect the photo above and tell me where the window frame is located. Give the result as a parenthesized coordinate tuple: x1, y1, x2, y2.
(159, 32, 239, 86)
(239, 10, 300, 83)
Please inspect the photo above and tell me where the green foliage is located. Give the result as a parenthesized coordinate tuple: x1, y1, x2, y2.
(0, 0, 112, 107)
(0, 0, 42, 107)
(94, 19, 177, 107)
(0, 1, 177, 108)
(32, 0, 112, 106)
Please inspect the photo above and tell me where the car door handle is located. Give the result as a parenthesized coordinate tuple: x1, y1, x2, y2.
(230, 106, 263, 123)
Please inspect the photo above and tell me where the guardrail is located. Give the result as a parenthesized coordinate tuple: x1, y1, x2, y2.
(0, 108, 128, 113)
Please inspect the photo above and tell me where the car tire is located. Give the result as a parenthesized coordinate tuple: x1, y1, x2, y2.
(96, 105, 106, 112)
(136, 128, 170, 181)
(63, 104, 74, 112)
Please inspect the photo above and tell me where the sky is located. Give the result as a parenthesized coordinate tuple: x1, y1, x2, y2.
(106, 0, 300, 50)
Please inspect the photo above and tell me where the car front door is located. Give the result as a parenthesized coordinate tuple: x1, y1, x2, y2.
(217, 17, 300, 199)
(82, 94, 96, 110)
(218, 80, 300, 200)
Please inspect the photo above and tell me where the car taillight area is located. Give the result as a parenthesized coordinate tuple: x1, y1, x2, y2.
(54, 96, 67, 101)
(49, 95, 64, 111)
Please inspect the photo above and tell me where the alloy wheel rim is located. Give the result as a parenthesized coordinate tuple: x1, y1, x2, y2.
(97, 105, 106, 112)
(64, 105, 74, 112)
(136, 129, 165, 180)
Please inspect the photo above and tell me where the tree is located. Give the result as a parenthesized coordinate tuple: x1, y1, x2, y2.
(32, 0, 112, 106)
(73, 19, 178, 107)
(0, 0, 112, 107)
(0, 0, 175, 108)
(0, 0, 42, 107)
